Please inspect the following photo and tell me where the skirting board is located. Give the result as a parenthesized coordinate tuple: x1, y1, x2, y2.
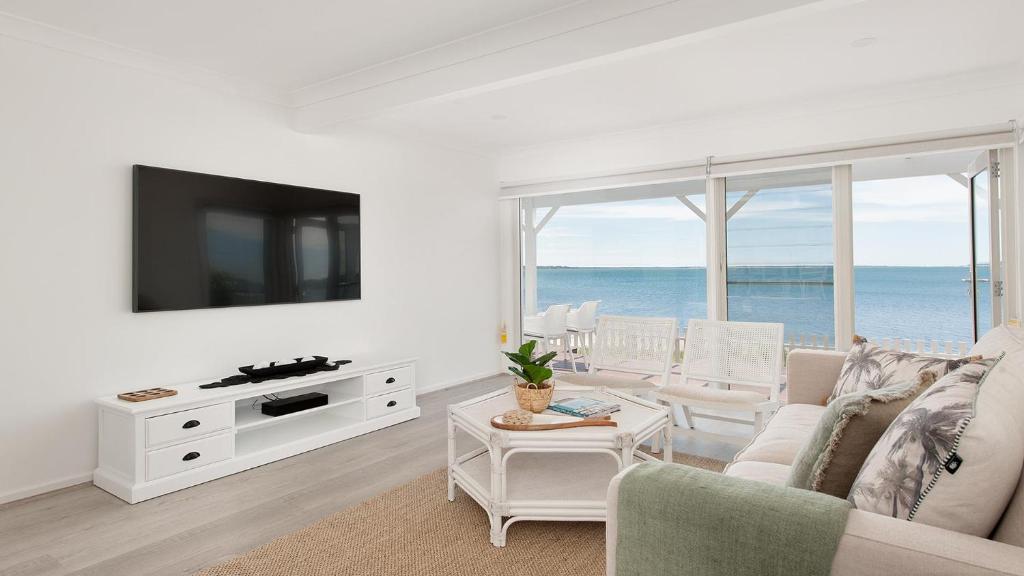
(0, 472, 93, 506)
(416, 371, 504, 396)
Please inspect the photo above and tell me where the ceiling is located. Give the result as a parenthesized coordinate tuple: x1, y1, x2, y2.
(1, 0, 1022, 153)
(353, 0, 1024, 151)
(0, 0, 577, 90)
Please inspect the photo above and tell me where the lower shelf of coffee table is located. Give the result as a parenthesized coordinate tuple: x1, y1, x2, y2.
(456, 450, 623, 503)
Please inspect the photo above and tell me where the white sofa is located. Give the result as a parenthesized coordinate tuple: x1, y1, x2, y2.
(608, 326, 1024, 575)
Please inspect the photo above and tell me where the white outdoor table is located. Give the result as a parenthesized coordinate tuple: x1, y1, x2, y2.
(447, 383, 672, 547)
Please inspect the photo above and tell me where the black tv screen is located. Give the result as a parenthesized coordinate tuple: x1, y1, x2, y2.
(133, 165, 360, 312)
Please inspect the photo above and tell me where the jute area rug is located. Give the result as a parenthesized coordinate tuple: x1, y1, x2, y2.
(198, 453, 726, 576)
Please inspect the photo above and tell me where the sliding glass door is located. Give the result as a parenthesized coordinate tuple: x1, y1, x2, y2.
(724, 169, 834, 345)
(852, 172, 972, 347)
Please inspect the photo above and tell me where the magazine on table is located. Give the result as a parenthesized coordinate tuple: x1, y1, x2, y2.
(548, 397, 620, 418)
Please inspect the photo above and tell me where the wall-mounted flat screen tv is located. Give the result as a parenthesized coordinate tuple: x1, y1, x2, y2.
(133, 165, 360, 312)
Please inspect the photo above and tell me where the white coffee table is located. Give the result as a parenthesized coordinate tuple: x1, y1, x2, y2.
(447, 383, 672, 547)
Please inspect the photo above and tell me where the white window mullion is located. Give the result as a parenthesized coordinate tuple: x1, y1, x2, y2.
(706, 176, 727, 321)
(832, 164, 854, 351)
(500, 198, 523, 355)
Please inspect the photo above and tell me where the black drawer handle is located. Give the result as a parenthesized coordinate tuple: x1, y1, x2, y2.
(385, 377, 396, 384)
(182, 420, 201, 429)
(386, 400, 398, 407)
(183, 452, 200, 461)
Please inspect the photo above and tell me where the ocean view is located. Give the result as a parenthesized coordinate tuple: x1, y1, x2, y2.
(536, 266, 981, 344)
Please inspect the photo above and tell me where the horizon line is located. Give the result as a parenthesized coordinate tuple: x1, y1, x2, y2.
(536, 264, 972, 269)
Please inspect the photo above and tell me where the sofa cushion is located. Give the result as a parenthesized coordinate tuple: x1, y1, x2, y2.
(970, 323, 1024, 358)
(973, 324, 1024, 547)
(787, 372, 936, 498)
(724, 461, 792, 486)
(849, 355, 1024, 537)
(829, 336, 970, 402)
(732, 404, 826, 466)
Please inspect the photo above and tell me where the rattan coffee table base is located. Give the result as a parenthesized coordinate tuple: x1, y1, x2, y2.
(447, 385, 672, 547)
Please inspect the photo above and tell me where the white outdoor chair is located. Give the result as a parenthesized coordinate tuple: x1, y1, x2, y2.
(522, 304, 571, 366)
(557, 315, 678, 390)
(655, 319, 784, 438)
(566, 300, 600, 371)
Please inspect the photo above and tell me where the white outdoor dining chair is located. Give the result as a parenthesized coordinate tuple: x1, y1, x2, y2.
(522, 304, 571, 367)
(655, 319, 784, 438)
(566, 300, 600, 371)
(558, 315, 678, 389)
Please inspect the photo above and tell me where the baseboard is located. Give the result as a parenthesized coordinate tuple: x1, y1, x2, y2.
(416, 371, 503, 396)
(0, 472, 93, 506)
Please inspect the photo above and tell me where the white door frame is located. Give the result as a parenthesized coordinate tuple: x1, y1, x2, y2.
(968, 149, 1003, 341)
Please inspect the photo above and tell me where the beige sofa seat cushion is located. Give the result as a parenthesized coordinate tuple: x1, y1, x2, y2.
(733, 403, 826, 465)
(723, 461, 792, 485)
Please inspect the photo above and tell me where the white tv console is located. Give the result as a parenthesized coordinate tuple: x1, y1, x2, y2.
(93, 356, 419, 503)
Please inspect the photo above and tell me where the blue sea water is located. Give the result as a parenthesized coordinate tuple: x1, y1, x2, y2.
(536, 266, 980, 344)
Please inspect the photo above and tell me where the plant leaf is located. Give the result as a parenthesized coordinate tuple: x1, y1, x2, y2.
(508, 367, 529, 381)
(502, 352, 531, 367)
(534, 351, 557, 367)
(523, 364, 552, 385)
(519, 340, 537, 357)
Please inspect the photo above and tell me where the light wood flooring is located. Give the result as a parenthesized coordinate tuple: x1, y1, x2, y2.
(0, 374, 741, 576)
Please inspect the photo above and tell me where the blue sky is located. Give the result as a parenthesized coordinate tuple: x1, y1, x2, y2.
(535, 174, 970, 267)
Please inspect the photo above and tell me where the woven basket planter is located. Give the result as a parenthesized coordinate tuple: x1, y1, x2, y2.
(513, 382, 554, 413)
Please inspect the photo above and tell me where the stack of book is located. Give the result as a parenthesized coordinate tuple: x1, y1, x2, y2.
(548, 397, 620, 418)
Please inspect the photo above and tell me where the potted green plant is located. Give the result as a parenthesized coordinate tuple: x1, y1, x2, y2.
(503, 340, 557, 412)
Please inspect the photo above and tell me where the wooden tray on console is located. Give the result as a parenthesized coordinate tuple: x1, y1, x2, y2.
(117, 388, 178, 402)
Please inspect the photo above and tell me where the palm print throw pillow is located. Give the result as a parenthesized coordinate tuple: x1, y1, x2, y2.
(829, 336, 975, 403)
(847, 356, 1016, 536)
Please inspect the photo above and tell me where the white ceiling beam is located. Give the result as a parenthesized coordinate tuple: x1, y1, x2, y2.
(529, 181, 704, 208)
(291, 0, 861, 132)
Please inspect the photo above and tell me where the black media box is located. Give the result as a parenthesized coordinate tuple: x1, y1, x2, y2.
(261, 392, 328, 417)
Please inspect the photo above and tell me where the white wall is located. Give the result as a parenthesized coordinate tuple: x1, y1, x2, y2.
(0, 36, 500, 502)
(499, 79, 1024, 184)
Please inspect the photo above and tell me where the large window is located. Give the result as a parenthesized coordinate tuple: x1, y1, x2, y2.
(853, 173, 972, 344)
(510, 146, 1008, 360)
(520, 181, 706, 369)
(725, 169, 834, 343)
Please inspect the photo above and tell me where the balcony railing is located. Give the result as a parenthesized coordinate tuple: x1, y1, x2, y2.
(785, 333, 970, 358)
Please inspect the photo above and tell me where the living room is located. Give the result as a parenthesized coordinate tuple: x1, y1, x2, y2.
(1, 1, 1024, 575)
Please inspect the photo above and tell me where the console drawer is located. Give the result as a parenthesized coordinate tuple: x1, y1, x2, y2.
(146, 403, 233, 448)
(366, 388, 414, 419)
(146, 432, 233, 481)
(364, 366, 413, 396)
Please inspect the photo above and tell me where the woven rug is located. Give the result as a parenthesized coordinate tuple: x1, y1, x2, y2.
(197, 453, 726, 576)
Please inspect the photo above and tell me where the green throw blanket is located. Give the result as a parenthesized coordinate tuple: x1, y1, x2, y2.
(616, 462, 852, 576)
